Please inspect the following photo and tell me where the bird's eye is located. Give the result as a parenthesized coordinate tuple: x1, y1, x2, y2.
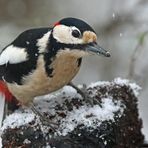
(72, 29, 81, 38)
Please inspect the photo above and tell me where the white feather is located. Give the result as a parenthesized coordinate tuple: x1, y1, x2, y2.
(37, 31, 51, 53)
(0, 45, 28, 65)
(53, 25, 83, 44)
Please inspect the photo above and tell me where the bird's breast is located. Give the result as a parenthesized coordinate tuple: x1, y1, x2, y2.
(48, 52, 81, 91)
(7, 54, 81, 103)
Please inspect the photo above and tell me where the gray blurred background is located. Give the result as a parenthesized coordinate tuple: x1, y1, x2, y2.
(0, 0, 148, 140)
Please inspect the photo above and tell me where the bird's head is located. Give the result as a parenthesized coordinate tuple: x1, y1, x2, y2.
(51, 17, 110, 58)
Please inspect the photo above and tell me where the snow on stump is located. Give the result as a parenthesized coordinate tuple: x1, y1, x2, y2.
(1, 78, 144, 148)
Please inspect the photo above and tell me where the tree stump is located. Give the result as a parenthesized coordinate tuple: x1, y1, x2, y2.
(1, 78, 144, 148)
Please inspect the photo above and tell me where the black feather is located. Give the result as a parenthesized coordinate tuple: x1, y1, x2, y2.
(59, 17, 95, 33)
(44, 33, 61, 77)
(77, 58, 82, 67)
(0, 28, 51, 84)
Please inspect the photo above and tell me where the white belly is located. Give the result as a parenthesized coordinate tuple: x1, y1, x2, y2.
(7, 54, 80, 104)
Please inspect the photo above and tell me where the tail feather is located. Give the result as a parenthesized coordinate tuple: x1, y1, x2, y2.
(0, 80, 13, 102)
(0, 65, 19, 117)
(0, 81, 19, 115)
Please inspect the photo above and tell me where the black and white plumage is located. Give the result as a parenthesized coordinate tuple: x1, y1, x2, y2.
(0, 28, 51, 84)
(0, 17, 110, 106)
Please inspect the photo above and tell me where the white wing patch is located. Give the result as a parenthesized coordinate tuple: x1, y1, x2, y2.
(0, 45, 28, 65)
(37, 31, 51, 53)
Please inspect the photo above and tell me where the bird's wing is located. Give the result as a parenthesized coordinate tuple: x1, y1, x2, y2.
(0, 27, 51, 65)
(0, 45, 28, 65)
(0, 27, 51, 84)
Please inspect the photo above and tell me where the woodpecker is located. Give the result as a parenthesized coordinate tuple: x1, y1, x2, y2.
(0, 17, 110, 118)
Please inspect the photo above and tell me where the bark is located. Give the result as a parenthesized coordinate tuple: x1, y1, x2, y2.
(1, 79, 145, 148)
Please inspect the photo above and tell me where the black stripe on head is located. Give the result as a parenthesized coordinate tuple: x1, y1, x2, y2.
(48, 33, 95, 51)
(58, 17, 95, 33)
(55, 40, 94, 51)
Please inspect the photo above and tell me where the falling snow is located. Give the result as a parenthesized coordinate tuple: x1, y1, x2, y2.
(26, 41, 30, 45)
(112, 13, 115, 19)
(119, 33, 123, 37)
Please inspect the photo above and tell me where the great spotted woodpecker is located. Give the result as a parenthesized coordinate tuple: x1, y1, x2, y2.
(0, 17, 110, 119)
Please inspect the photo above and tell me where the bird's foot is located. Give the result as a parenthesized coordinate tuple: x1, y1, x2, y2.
(68, 82, 99, 106)
(31, 104, 58, 131)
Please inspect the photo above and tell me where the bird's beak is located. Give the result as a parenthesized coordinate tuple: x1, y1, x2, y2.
(85, 43, 110, 57)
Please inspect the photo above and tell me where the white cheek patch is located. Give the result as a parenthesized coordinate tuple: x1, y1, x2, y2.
(53, 25, 83, 44)
(0, 45, 28, 65)
(37, 31, 51, 53)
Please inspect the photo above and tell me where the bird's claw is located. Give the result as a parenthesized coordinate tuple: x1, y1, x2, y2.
(68, 82, 100, 106)
(31, 104, 58, 131)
